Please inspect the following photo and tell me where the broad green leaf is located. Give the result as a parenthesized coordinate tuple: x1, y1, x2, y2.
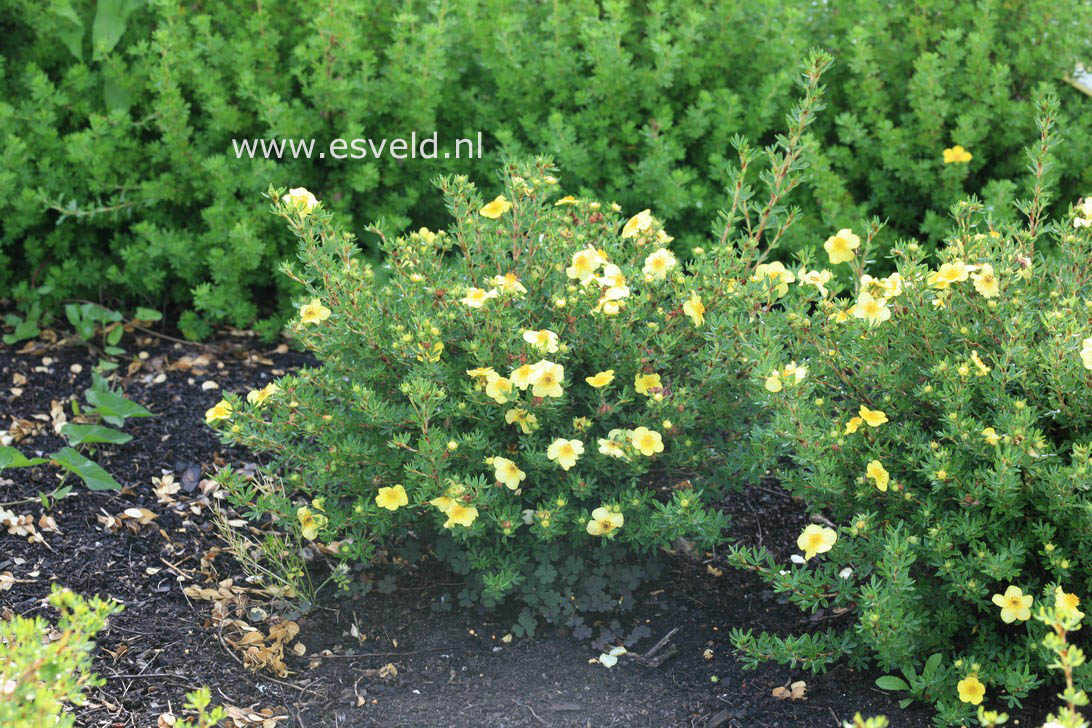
(52, 1, 85, 61)
(0, 447, 48, 470)
(923, 652, 942, 676)
(91, 0, 145, 60)
(134, 307, 163, 322)
(61, 423, 133, 446)
(874, 676, 909, 692)
(106, 324, 123, 346)
(2, 318, 40, 345)
(85, 387, 153, 426)
(52, 447, 122, 491)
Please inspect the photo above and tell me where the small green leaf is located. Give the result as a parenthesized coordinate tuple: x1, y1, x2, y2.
(923, 652, 942, 677)
(875, 675, 910, 692)
(2, 317, 40, 345)
(52, 447, 122, 491)
(0, 447, 48, 470)
(85, 387, 153, 426)
(899, 698, 913, 709)
(104, 345, 126, 356)
(134, 307, 163, 322)
(106, 325, 123, 346)
(61, 423, 133, 446)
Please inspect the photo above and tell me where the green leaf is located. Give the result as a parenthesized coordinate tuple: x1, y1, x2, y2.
(899, 698, 913, 709)
(134, 307, 163, 322)
(61, 423, 133, 446)
(91, 0, 145, 59)
(52, 447, 122, 491)
(2, 318, 40, 345)
(52, 0, 85, 61)
(106, 324, 123, 346)
(923, 652, 942, 677)
(104, 346, 126, 356)
(875, 675, 910, 692)
(85, 387, 153, 426)
(0, 447, 48, 470)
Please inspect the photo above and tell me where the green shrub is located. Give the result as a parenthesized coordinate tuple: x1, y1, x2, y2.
(0, 585, 121, 728)
(208, 50, 835, 631)
(728, 98, 1092, 724)
(3, 0, 1090, 332)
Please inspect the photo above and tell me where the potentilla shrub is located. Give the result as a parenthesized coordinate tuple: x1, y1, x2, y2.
(209, 161, 754, 632)
(207, 54, 836, 630)
(0, 586, 121, 728)
(729, 102, 1092, 724)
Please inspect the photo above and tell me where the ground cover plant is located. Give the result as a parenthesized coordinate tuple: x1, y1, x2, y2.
(3, 0, 1090, 332)
(729, 97, 1092, 725)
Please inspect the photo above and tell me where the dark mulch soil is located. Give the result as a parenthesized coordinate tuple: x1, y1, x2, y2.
(0, 333, 1056, 727)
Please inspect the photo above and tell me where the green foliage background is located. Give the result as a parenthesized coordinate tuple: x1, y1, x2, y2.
(2, 0, 1090, 335)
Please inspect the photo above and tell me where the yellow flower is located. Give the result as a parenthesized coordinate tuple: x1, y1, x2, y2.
(491, 272, 527, 295)
(485, 373, 513, 404)
(751, 262, 796, 297)
(523, 329, 560, 353)
(479, 195, 512, 218)
(246, 382, 279, 406)
(859, 406, 888, 428)
(823, 228, 860, 264)
(943, 145, 973, 164)
(505, 407, 538, 434)
(634, 372, 662, 396)
(957, 675, 985, 705)
(443, 503, 479, 528)
(1055, 586, 1084, 620)
(597, 263, 627, 291)
(797, 524, 837, 560)
(598, 437, 627, 459)
(991, 585, 1033, 623)
(299, 298, 331, 325)
(375, 484, 409, 511)
(764, 372, 783, 393)
(510, 364, 537, 390)
(782, 361, 807, 384)
(1081, 337, 1092, 370)
(844, 416, 863, 434)
(586, 370, 615, 388)
(492, 457, 526, 490)
(621, 209, 653, 238)
(461, 287, 499, 308)
(547, 438, 584, 470)
(586, 506, 624, 535)
(530, 360, 565, 398)
(466, 366, 498, 387)
(879, 273, 904, 298)
(283, 187, 318, 216)
(205, 399, 233, 425)
(572, 416, 590, 431)
(554, 195, 578, 206)
(630, 427, 664, 457)
(970, 351, 991, 376)
(643, 249, 677, 281)
(566, 246, 605, 283)
(982, 427, 1001, 446)
(798, 268, 832, 297)
(297, 506, 327, 541)
(972, 263, 1000, 298)
(928, 261, 970, 289)
(429, 496, 454, 512)
(850, 291, 891, 326)
(683, 293, 705, 327)
(866, 460, 890, 492)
